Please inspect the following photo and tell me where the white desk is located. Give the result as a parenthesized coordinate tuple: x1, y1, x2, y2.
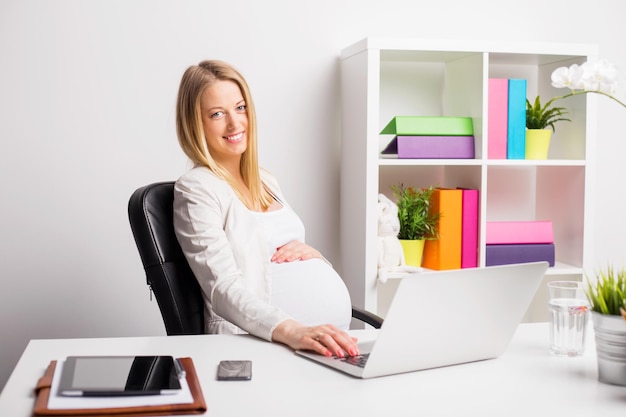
(1, 323, 624, 416)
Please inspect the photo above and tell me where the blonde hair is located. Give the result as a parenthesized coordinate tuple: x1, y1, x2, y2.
(175, 60, 273, 210)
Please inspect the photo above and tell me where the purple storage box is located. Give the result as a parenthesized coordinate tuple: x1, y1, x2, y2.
(485, 243, 555, 267)
(382, 136, 475, 159)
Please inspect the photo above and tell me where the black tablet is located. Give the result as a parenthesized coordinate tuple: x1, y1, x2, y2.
(58, 355, 183, 396)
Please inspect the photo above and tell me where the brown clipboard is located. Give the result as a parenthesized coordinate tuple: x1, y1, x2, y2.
(32, 357, 207, 416)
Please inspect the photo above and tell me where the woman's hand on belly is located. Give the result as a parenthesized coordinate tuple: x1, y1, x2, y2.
(271, 240, 321, 263)
(271, 319, 359, 358)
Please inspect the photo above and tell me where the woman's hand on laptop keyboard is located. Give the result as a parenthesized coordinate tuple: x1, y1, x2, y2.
(272, 320, 360, 357)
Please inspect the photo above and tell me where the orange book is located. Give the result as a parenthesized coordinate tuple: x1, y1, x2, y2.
(422, 188, 463, 270)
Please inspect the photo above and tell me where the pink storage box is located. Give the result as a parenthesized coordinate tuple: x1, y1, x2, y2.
(486, 221, 554, 244)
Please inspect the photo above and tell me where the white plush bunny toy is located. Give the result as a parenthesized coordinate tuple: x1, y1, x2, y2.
(377, 193, 422, 283)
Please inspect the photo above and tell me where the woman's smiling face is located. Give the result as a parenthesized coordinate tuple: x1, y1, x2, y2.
(200, 79, 248, 166)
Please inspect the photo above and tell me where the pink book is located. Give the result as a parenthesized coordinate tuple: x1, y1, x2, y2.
(486, 221, 554, 244)
(459, 188, 479, 268)
(488, 78, 508, 159)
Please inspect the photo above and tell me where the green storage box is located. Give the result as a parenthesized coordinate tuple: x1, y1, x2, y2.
(380, 116, 474, 136)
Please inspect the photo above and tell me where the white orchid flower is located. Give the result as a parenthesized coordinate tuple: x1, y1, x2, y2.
(580, 60, 618, 94)
(532, 58, 625, 131)
(545, 59, 625, 110)
(553, 60, 618, 94)
(551, 64, 585, 89)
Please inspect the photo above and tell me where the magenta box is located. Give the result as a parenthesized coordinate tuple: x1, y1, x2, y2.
(383, 135, 475, 159)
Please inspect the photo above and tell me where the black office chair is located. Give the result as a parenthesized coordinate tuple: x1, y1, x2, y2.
(128, 181, 383, 336)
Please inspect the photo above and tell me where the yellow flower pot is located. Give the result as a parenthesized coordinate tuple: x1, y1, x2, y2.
(399, 239, 425, 267)
(525, 129, 552, 160)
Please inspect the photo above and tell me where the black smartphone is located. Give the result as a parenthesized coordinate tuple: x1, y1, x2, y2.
(58, 356, 183, 396)
(216, 360, 252, 381)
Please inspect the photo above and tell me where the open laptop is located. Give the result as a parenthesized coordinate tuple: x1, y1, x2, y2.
(296, 261, 548, 378)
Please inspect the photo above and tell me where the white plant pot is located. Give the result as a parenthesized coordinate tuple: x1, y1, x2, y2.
(592, 311, 626, 386)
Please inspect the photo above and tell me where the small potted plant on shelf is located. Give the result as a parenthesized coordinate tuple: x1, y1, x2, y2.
(525, 96, 571, 131)
(585, 265, 626, 386)
(525, 95, 571, 159)
(391, 184, 440, 267)
(526, 59, 626, 159)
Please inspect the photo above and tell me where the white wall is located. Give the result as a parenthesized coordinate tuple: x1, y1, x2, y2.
(1, 0, 625, 390)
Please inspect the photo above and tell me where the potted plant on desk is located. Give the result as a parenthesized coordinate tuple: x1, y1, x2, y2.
(585, 265, 626, 386)
(391, 184, 440, 267)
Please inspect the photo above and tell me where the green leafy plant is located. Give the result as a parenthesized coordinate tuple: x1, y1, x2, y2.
(585, 265, 626, 315)
(526, 96, 571, 131)
(391, 184, 440, 241)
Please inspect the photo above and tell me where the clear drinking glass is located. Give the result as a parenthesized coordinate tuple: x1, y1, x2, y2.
(547, 281, 590, 356)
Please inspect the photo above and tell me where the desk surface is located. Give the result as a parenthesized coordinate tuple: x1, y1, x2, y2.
(1, 323, 624, 416)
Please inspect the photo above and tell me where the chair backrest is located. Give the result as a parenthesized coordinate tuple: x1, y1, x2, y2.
(128, 181, 204, 335)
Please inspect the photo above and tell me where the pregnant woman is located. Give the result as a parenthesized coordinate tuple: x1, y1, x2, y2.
(173, 60, 359, 358)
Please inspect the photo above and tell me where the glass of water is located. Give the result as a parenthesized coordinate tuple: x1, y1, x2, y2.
(548, 281, 590, 356)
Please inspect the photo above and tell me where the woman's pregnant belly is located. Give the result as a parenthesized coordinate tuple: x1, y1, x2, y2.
(270, 258, 352, 329)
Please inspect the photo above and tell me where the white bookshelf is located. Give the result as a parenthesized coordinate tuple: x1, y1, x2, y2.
(339, 38, 597, 322)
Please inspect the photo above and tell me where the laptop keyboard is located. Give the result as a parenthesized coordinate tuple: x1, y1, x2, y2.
(336, 353, 370, 368)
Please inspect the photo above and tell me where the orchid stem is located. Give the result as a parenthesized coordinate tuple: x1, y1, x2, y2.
(549, 90, 626, 109)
